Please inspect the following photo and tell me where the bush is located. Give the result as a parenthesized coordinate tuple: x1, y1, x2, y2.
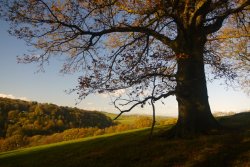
(0, 135, 26, 151)
(135, 117, 152, 128)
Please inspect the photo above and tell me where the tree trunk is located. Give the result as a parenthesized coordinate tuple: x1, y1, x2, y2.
(169, 39, 220, 138)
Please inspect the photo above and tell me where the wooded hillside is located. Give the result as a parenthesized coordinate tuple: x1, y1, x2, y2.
(0, 97, 113, 138)
(0, 97, 176, 152)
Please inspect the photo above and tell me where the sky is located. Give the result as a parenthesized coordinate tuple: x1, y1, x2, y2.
(0, 20, 249, 117)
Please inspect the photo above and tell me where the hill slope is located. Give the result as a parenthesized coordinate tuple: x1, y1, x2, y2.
(0, 112, 250, 167)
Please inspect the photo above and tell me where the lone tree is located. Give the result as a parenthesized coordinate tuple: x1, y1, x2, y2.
(0, 0, 249, 137)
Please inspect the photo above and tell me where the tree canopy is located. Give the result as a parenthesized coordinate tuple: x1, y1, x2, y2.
(0, 0, 249, 136)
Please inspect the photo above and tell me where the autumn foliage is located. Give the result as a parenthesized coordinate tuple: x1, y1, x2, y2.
(0, 97, 113, 151)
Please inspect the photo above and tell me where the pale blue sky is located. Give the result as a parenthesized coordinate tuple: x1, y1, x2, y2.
(0, 20, 249, 117)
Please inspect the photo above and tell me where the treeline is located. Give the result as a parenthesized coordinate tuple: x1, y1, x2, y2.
(0, 97, 113, 138)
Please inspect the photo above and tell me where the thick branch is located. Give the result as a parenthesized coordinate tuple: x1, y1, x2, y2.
(77, 26, 174, 48)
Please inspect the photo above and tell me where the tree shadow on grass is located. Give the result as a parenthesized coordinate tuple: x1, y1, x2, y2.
(218, 112, 250, 130)
(192, 137, 250, 167)
(192, 112, 250, 167)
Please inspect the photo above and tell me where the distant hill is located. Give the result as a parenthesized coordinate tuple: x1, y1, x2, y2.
(213, 111, 236, 117)
(0, 97, 114, 138)
(102, 112, 176, 125)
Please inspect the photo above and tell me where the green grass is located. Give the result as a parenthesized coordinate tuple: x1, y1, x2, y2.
(0, 112, 250, 167)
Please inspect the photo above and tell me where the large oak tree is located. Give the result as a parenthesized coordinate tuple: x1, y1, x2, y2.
(0, 0, 249, 137)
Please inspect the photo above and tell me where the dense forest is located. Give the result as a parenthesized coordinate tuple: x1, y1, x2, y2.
(0, 97, 114, 138)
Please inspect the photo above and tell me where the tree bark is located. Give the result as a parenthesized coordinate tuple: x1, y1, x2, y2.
(169, 36, 221, 137)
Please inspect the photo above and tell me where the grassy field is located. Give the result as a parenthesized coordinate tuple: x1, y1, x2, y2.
(0, 112, 250, 167)
(103, 112, 176, 125)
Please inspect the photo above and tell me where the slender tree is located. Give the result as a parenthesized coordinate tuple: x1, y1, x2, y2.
(0, 0, 249, 137)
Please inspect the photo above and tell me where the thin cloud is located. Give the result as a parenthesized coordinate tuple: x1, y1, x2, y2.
(0, 93, 30, 101)
(99, 89, 126, 98)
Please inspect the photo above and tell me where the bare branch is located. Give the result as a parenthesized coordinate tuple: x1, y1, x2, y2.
(204, 1, 250, 34)
(114, 91, 175, 120)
